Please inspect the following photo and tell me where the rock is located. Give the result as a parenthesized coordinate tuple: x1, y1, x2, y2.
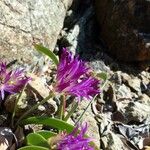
(0, 135, 9, 150)
(38, 105, 45, 111)
(4, 92, 27, 116)
(145, 83, 150, 97)
(145, 146, 150, 150)
(0, 0, 72, 68)
(0, 113, 8, 126)
(117, 98, 150, 123)
(102, 84, 117, 113)
(28, 73, 50, 98)
(117, 84, 132, 99)
(140, 71, 150, 95)
(127, 77, 142, 93)
(110, 71, 122, 85)
(101, 132, 130, 150)
(24, 124, 43, 133)
(121, 73, 131, 83)
(114, 123, 150, 149)
(121, 73, 142, 93)
(89, 60, 111, 72)
(140, 72, 150, 85)
(97, 115, 130, 150)
(0, 127, 14, 150)
(139, 94, 150, 104)
(47, 99, 58, 115)
(59, 0, 98, 57)
(95, 0, 150, 65)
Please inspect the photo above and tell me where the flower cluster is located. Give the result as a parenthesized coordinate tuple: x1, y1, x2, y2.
(52, 123, 93, 150)
(0, 62, 30, 100)
(55, 48, 100, 100)
(1, 47, 100, 150)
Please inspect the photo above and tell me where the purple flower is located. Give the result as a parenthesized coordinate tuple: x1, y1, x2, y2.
(56, 123, 94, 150)
(55, 48, 100, 100)
(0, 62, 30, 100)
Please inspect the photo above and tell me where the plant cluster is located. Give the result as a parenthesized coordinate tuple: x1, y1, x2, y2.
(0, 45, 107, 150)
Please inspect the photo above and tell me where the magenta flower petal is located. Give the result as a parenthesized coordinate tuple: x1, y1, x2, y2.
(55, 48, 100, 100)
(57, 123, 94, 150)
(0, 62, 30, 100)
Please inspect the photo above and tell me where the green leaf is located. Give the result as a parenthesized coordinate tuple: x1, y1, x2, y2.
(19, 116, 74, 133)
(18, 146, 49, 150)
(34, 44, 59, 65)
(36, 130, 56, 140)
(27, 133, 49, 148)
(19, 117, 99, 150)
(96, 72, 108, 81)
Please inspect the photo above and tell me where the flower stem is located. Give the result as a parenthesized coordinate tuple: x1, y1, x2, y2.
(11, 85, 26, 128)
(58, 95, 66, 120)
(59, 100, 63, 120)
(75, 79, 108, 125)
(15, 92, 53, 126)
(75, 95, 97, 126)
(64, 101, 78, 121)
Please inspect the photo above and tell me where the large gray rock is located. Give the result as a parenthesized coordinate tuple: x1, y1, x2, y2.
(0, 0, 72, 67)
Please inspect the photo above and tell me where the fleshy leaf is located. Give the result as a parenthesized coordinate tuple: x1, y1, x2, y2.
(27, 133, 49, 148)
(19, 116, 74, 133)
(34, 44, 59, 65)
(18, 146, 49, 150)
(96, 72, 108, 81)
(36, 130, 56, 140)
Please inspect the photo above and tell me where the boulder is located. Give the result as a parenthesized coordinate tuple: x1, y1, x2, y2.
(0, 0, 72, 67)
(94, 0, 150, 64)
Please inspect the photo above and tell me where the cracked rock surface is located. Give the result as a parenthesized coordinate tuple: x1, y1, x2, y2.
(0, 0, 71, 68)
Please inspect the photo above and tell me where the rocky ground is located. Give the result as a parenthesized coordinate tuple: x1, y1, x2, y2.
(56, 1, 150, 149)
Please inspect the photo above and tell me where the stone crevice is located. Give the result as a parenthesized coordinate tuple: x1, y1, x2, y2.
(0, 22, 31, 34)
(60, 0, 67, 10)
(27, 2, 34, 43)
(3, 1, 22, 14)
